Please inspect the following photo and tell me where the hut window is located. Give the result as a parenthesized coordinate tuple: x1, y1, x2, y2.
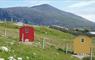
(25, 28, 29, 33)
(81, 38, 84, 43)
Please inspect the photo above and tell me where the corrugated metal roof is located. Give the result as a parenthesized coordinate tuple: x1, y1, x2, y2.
(88, 32, 95, 35)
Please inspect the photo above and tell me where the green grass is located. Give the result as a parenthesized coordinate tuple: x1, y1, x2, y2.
(0, 23, 80, 60)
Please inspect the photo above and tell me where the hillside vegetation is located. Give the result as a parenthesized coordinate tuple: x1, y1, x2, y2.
(0, 22, 80, 60)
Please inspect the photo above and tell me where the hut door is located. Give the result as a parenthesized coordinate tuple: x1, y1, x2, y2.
(25, 28, 29, 42)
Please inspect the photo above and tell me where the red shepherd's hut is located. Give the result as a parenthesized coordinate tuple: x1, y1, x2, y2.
(19, 25, 35, 42)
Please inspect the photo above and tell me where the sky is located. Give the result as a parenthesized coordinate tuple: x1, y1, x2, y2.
(0, 0, 95, 22)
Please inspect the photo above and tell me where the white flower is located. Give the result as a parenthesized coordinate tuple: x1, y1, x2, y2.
(17, 57, 22, 60)
(8, 56, 16, 60)
(0, 58, 5, 60)
(0, 46, 9, 52)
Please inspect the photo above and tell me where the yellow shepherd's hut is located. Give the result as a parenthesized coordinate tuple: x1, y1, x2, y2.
(73, 35, 92, 55)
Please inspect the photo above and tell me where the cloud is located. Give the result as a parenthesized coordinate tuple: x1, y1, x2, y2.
(75, 14, 95, 22)
(64, 1, 95, 22)
(81, 15, 95, 22)
(22, 0, 52, 7)
(68, 1, 95, 8)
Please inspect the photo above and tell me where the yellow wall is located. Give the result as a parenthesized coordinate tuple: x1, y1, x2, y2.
(73, 35, 92, 55)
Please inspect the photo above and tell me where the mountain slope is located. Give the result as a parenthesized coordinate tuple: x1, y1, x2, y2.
(0, 4, 95, 29)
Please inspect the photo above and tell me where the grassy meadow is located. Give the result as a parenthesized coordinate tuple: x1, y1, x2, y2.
(0, 22, 94, 60)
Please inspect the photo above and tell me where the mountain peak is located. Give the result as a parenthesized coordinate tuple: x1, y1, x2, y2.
(39, 4, 51, 6)
(31, 4, 58, 11)
(32, 4, 51, 7)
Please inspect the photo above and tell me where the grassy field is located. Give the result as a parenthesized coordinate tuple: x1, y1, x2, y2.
(0, 22, 91, 60)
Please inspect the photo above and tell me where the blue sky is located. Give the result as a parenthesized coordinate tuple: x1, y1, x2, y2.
(0, 0, 95, 22)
